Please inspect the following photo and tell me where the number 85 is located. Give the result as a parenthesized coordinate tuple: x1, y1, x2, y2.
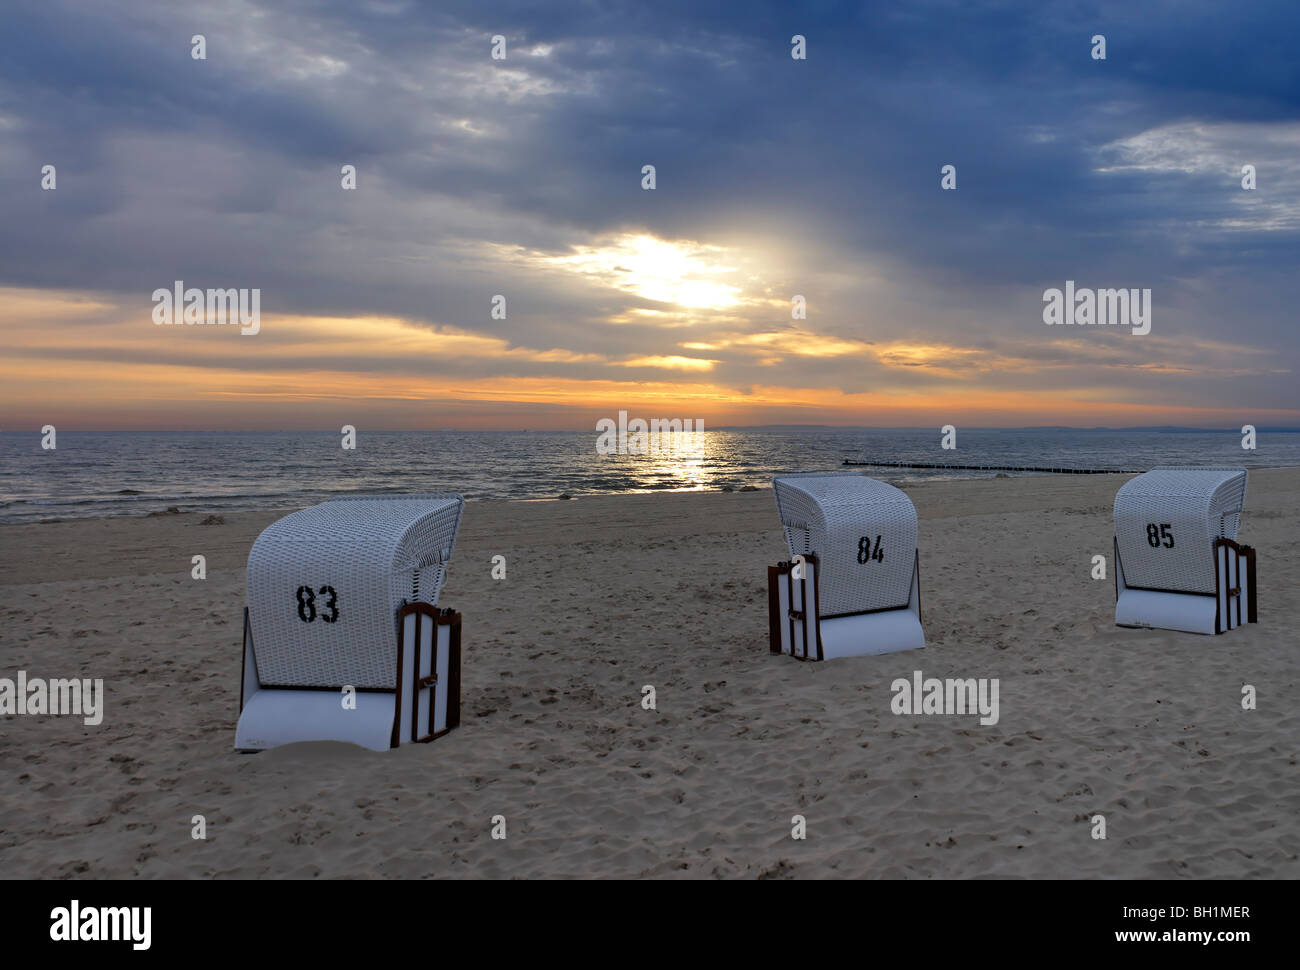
(1145, 523, 1174, 549)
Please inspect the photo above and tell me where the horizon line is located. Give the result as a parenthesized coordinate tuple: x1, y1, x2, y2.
(3, 425, 1296, 434)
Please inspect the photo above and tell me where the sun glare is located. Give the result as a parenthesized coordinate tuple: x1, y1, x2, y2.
(547, 234, 743, 310)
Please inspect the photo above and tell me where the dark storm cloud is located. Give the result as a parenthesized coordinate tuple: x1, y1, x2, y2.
(1, 0, 1297, 410)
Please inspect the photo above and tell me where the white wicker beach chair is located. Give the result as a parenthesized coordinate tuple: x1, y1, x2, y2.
(1113, 467, 1256, 635)
(236, 494, 465, 751)
(768, 473, 924, 659)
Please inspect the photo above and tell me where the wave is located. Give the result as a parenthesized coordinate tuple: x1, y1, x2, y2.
(3, 429, 1297, 523)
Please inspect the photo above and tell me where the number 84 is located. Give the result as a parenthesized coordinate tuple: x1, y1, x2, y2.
(857, 535, 884, 564)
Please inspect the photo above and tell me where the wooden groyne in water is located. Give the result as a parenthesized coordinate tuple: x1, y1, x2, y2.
(841, 460, 1141, 474)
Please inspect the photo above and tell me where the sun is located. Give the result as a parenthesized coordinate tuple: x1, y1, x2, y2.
(546, 233, 743, 310)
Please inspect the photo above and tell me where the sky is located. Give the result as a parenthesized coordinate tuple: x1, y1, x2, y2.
(1, 0, 1297, 430)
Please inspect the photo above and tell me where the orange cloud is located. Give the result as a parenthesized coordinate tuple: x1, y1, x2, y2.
(2, 286, 1294, 430)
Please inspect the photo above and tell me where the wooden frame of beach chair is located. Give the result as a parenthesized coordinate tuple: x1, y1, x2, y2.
(236, 494, 465, 751)
(1113, 467, 1257, 635)
(768, 473, 924, 659)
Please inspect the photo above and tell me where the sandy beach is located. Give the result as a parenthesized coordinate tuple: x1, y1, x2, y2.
(1, 470, 1297, 879)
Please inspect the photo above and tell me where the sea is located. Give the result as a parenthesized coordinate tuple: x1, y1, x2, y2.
(0, 428, 1295, 524)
